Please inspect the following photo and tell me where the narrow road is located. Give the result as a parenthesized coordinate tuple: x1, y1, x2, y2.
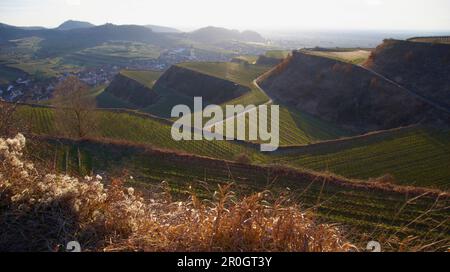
(358, 65, 450, 115)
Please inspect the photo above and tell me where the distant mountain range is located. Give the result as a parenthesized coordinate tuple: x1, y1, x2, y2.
(0, 21, 265, 55)
(55, 20, 182, 33)
(0, 20, 267, 41)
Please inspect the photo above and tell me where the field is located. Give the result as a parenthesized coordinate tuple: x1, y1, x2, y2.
(63, 42, 161, 67)
(264, 50, 291, 59)
(273, 126, 450, 190)
(81, 41, 161, 59)
(0, 64, 27, 85)
(119, 70, 162, 88)
(30, 137, 450, 251)
(231, 55, 258, 64)
(7, 60, 61, 78)
(302, 49, 372, 65)
(0, 37, 80, 79)
(1, 58, 78, 79)
(0, 37, 42, 60)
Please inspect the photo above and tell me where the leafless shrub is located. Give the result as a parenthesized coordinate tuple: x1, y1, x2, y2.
(52, 76, 98, 139)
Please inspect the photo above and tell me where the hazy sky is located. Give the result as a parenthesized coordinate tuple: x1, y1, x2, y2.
(1, 0, 450, 31)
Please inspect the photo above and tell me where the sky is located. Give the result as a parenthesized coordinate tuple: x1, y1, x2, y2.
(1, 0, 450, 31)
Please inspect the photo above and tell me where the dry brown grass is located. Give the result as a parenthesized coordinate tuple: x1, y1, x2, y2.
(0, 134, 354, 252)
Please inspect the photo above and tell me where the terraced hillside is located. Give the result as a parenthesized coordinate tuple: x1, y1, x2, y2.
(155, 65, 250, 104)
(15, 105, 264, 162)
(99, 71, 160, 109)
(260, 50, 448, 133)
(31, 137, 450, 251)
(15, 104, 450, 191)
(144, 62, 271, 117)
(175, 62, 271, 106)
(365, 39, 450, 109)
(273, 126, 450, 190)
(150, 61, 349, 145)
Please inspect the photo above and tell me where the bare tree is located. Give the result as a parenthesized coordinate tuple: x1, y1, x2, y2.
(0, 101, 30, 138)
(53, 76, 98, 139)
(52, 76, 98, 173)
(0, 101, 18, 137)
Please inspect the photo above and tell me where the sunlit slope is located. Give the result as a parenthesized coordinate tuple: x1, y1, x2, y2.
(302, 48, 371, 65)
(119, 70, 162, 88)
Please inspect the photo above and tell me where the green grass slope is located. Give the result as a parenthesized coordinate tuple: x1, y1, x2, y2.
(273, 126, 450, 190)
(302, 48, 372, 65)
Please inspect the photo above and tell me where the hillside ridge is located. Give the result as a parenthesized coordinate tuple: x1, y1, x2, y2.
(102, 72, 159, 108)
(154, 64, 250, 105)
(364, 39, 450, 110)
(260, 50, 449, 133)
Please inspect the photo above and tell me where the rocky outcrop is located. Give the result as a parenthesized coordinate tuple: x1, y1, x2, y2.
(260, 51, 448, 133)
(154, 65, 250, 104)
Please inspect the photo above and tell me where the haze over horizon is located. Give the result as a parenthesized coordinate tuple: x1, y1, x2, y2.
(1, 0, 450, 32)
